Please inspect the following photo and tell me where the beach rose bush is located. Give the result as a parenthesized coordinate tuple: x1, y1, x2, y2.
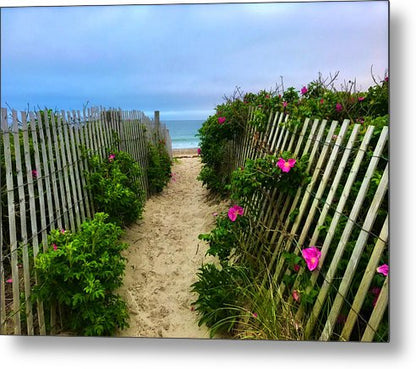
(228, 152, 310, 207)
(147, 140, 172, 194)
(86, 150, 145, 226)
(32, 213, 129, 336)
(197, 99, 248, 194)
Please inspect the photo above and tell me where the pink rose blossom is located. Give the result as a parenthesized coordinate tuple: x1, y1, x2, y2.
(6, 278, 13, 283)
(32, 170, 38, 178)
(301, 86, 308, 95)
(336, 103, 343, 112)
(293, 264, 300, 272)
(292, 290, 300, 302)
(108, 154, 115, 162)
(277, 158, 296, 173)
(252, 312, 258, 318)
(52, 243, 58, 251)
(301, 246, 321, 271)
(358, 96, 365, 102)
(384, 76, 389, 82)
(320, 98, 324, 104)
(376, 264, 389, 276)
(218, 117, 226, 124)
(228, 205, 244, 222)
(283, 101, 288, 108)
(61, 229, 65, 234)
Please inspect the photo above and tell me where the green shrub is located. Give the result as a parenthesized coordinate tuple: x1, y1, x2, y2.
(198, 211, 249, 264)
(32, 213, 129, 336)
(147, 140, 172, 194)
(86, 150, 145, 226)
(197, 100, 248, 195)
(228, 152, 310, 206)
(191, 263, 249, 337)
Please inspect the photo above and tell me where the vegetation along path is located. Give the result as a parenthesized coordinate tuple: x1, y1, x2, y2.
(116, 156, 225, 338)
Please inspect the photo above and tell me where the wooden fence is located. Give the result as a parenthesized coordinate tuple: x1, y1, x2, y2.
(0, 106, 171, 335)
(225, 107, 388, 341)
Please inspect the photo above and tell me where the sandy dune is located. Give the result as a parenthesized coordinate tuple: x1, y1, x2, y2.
(116, 156, 226, 338)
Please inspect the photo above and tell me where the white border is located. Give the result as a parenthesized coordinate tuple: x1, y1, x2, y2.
(1, 1, 415, 368)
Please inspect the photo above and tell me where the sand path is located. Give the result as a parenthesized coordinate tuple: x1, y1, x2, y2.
(117, 156, 225, 338)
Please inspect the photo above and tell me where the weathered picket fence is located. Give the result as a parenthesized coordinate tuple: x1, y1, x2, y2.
(0, 106, 171, 335)
(227, 107, 388, 341)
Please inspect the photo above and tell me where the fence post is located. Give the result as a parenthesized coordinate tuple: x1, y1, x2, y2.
(154, 111, 160, 141)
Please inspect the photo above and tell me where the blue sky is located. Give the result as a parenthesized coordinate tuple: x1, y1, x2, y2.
(1, 1, 388, 120)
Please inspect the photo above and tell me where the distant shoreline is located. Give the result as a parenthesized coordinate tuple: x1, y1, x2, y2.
(172, 147, 199, 158)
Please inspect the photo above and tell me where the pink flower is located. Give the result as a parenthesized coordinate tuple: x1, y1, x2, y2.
(384, 76, 389, 82)
(336, 103, 343, 112)
(52, 243, 58, 251)
(32, 169, 38, 178)
(228, 205, 244, 222)
(61, 229, 65, 234)
(277, 158, 296, 173)
(265, 94, 270, 99)
(252, 312, 258, 318)
(197, 148, 201, 155)
(218, 117, 226, 124)
(301, 246, 321, 271)
(301, 86, 308, 95)
(283, 101, 288, 108)
(293, 264, 300, 272)
(292, 290, 300, 302)
(6, 278, 12, 284)
(320, 98, 324, 104)
(376, 264, 389, 276)
(108, 154, 116, 162)
(357, 118, 364, 124)
(212, 212, 218, 217)
(358, 96, 365, 102)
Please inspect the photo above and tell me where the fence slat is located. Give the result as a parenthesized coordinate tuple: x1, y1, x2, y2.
(12, 112, 34, 335)
(21, 112, 46, 335)
(67, 112, 85, 224)
(1, 109, 21, 334)
(75, 110, 92, 220)
(361, 275, 389, 342)
(43, 110, 63, 230)
(29, 112, 48, 249)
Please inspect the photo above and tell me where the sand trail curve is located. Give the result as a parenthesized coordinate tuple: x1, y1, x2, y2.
(116, 157, 225, 338)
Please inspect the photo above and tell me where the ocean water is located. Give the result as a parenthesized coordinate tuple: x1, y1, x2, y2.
(163, 119, 204, 149)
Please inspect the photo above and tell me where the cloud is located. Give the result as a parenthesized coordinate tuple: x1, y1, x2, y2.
(1, 1, 388, 118)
